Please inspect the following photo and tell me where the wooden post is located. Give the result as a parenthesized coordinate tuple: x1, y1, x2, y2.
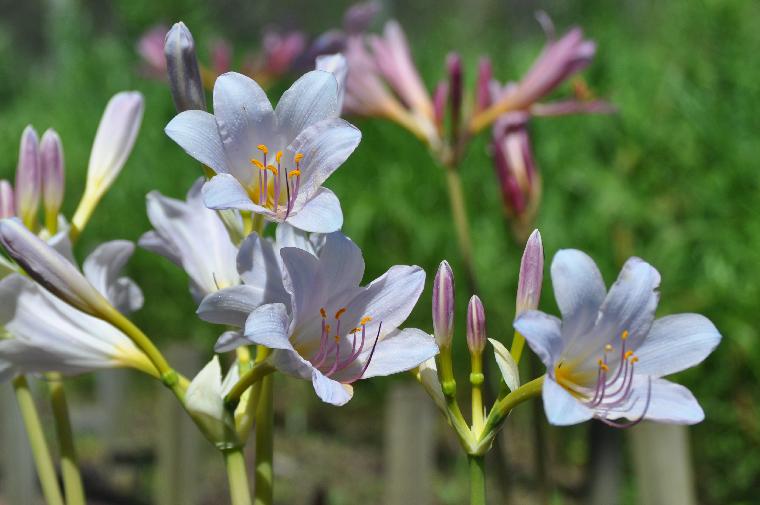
(155, 345, 203, 505)
(629, 422, 696, 505)
(383, 382, 435, 505)
(0, 383, 36, 504)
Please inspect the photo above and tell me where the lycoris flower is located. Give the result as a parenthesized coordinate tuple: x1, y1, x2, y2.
(203, 230, 438, 405)
(515, 250, 721, 426)
(139, 179, 240, 301)
(0, 241, 156, 380)
(165, 70, 361, 233)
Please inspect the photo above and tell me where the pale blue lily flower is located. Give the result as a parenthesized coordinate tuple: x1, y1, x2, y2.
(165, 70, 361, 233)
(515, 250, 721, 426)
(203, 230, 438, 406)
(139, 179, 240, 301)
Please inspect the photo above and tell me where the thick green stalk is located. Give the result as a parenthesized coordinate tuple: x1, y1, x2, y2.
(224, 448, 253, 505)
(510, 330, 526, 364)
(469, 455, 487, 505)
(47, 374, 85, 505)
(254, 375, 274, 505)
(12, 376, 65, 505)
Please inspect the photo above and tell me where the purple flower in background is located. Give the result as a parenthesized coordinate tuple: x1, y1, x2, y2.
(137, 24, 169, 77)
(165, 70, 360, 232)
(515, 250, 721, 426)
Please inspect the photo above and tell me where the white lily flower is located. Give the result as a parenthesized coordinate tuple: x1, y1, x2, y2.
(316, 54, 348, 112)
(206, 230, 438, 406)
(165, 70, 361, 233)
(139, 179, 240, 301)
(515, 250, 721, 426)
(0, 241, 156, 380)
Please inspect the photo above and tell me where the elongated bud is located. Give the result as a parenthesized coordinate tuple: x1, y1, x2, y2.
(475, 57, 492, 114)
(0, 180, 15, 219)
(432, 260, 455, 348)
(466, 295, 486, 355)
(40, 129, 65, 221)
(432, 80, 448, 133)
(0, 218, 112, 316)
(15, 126, 41, 229)
(164, 22, 206, 112)
(516, 229, 544, 315)
(343, 1, 380, 34)
(446, 52, 463, 139)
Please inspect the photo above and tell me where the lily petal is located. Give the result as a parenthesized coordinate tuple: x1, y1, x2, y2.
(280, 246, 325, 329)
(543, 374, 593, 425)
(165, 110, 229, 175)
(214, 330, 251, 353)
(202, 174, 272, 216)
(551, 249, 606, 338)
(490, 338, 520, 392)
(274, 70, 339, 143)
(513, 310, 563, 367)
(357, 328, 438, 379)
(319, 231, 365, 300)
(634, 314, 721, 377)
(286, 187, 343, 233)
(311, 368, 354, 406)
(213, 72, 275, 183)
(198, 285, 271, 327)
(236, 233, 289, 305)
(601, 377, 705, 425)
(83, 240, 143, 314)
(242, 303, 293, 350)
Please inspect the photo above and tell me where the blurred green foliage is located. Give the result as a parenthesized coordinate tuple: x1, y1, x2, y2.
(1, 0, 759, 503)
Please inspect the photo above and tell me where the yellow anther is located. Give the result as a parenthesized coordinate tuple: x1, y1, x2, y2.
(276, 151, 283, 163)
(266, 164, 278, 175)
(350, 327, 361, 334)
(334, 335, 340, 343)
(621, 330, 629, 340)
(325, 324, 331, 333)
(359, 316, 372, 326)
(320, 308, 327, 318)
(624, 350, 634, 360)
(335, 307, 347, 319)
(597, 359, 609, 372)
(294, 153, 304, 163)
(631, 356, 639, 364)
(251, 159, 265, 169)
(288, 169, 301, 178)
(604, 344, 613, 352)
(257, 144, 268, 154)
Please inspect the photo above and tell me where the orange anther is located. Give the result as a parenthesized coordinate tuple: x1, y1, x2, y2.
(294, 153, 304, 163)
(257, 144, 268, 154)
(266, 165, 278, 175)
(621, 330, 629, 340)
(360, 316, 372, 326)
(288, 169, 301, 178)
(275, 151, 283, 163)
(335, 307, 347, 319)
(624, 350, 634, 360)
(320, 308, 327, 318)
(251, 159, 265, 169)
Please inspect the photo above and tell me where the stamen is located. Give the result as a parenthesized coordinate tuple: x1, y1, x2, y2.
(334, 307, 347, 319)
(251, 159, 265, 169)
(597, 377, 652, 429)
(294, 153, 304, 163)
(320, 308, 327, 318)
(288, 169, 301, 177)
(266, 164, 278, 176)
(325, 337, 342, 376)
(621, 330, 629, 340)
(343, 322, 383, 384)
(257, 144, 268, 154)
(275, 151, 283, 163)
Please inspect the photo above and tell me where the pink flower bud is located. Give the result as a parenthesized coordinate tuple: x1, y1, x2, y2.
(343, 1, 380, 34)
(446, 52, 463, 138)
(137, 25, 169, 77)
(516, 230, 544, 315)
(40, 129, 65, 219)
(475, 57, 493, 113)
(14, 126, 41, 229)
(466, 295, 486, 355)
(491, 113, 538, 218)
(432, 80, 449, 132)
(164, 22, 206, 112)
(0, 180, 14, 219)
(432, 260, 455, 348)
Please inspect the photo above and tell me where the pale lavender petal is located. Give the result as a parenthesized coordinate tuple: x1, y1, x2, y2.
(274, 70, 339, 143)
(280, 246, 325, 330)
(286, 118, 361, 204)
(600, 377, 704, 425)
(319, 232, 365, 300)
(286, 187, 343, 233)
(513, 310, 563, 367)
(242, 303, 293, 350)
(543, 374, 593, 425)
(311, 368, 354, 406)
(83, 240, 143, 314)
(165, 110, 229, 175)
(213, 72, 275, 184)
(357, 328, 438, 379)
(202, 174, 272, 216)
(550, 249, 606, 338)
(634, 314, 721, 377)
(316, 54, 347, 111)
(214, 330, 251, 353)
(198, 285, 271, 327)
(236, 233, 289, 305)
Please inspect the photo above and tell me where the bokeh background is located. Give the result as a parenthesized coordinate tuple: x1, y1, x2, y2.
(1, 0, 759, 504)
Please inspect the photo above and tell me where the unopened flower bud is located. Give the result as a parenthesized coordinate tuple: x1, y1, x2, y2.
(446, 52, 463, 138)
(516, 229, 544, 315)
(475, 57, 492, 114)
(0, 218, 112, 316)
(432, 80, 448, 133)
(432, 260, 455, 348)
(0, 180, 15, 219)
(164, 22, 207, 112)
(15, 126, 41, 229)
(343, 1, 380, 34)
(466, 295, 486, 355)
(40, 129, 65, 223)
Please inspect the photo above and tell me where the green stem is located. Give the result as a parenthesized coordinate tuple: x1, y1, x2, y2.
(225, 361, 275, 410)
(12, 376, 65, 505)
(254, 375, 274, 505)
(469, 455, 487, 505)
(47, 374, 86, 505)
(444, 166, 479, 294)
(224, 448, 253, 505)
(436, 349, 475, 450)
(510, 330, 526, 365)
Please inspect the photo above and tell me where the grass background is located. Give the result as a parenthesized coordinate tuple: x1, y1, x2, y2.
(1, 0, 759, 503)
